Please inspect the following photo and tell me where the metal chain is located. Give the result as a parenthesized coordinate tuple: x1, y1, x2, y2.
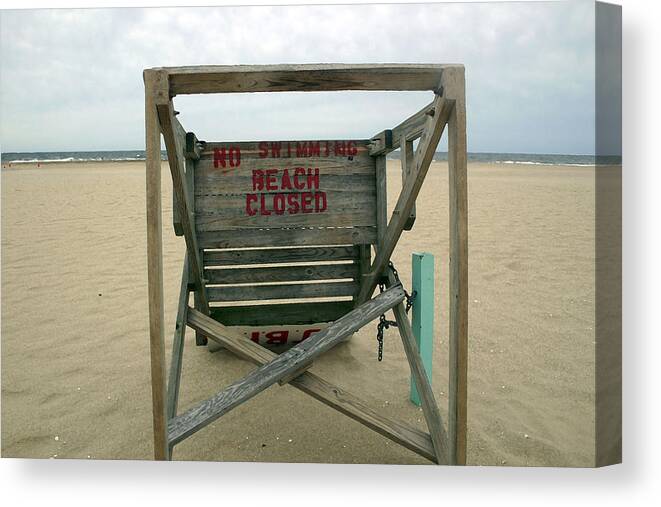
(374, 262, 417, 362)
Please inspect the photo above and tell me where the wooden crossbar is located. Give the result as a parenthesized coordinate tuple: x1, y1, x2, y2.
(150, 64, 454, 95)
(185, 307, 438, 463)
(369, 101, 436, 156)
(168, 285, 406, 447)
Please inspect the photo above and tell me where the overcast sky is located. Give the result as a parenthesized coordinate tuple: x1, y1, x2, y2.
(0, 1, 595, 154)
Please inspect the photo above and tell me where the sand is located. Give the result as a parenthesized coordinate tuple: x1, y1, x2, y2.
(1, 160, 596, 466)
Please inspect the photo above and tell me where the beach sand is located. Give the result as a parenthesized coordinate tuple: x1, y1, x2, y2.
(1, 160, 596, 466)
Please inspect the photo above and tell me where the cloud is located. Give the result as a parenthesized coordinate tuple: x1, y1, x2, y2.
(0, 1, 595, 154)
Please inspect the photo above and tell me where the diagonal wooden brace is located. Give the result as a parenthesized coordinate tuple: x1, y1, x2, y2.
(386, 272, 449, 464)
(185, 306, 440, 463)
(358, 94, 453, 304)
(168, 285, 406, 447)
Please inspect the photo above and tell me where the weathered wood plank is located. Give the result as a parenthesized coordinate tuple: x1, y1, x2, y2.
(203, 245, 359, 266)
(172, 124, 193, 237)
(401, 136, 416, 230)
(207, 281, 358, 302)
(388, 273, 448, 465)
(193, 139, 377, 233)
(154, 84, 209, 313)
(167, 256, 189, 421)
(443, 66, 469, 466)
(144, 69, 169, 461)
(369, 101, 435, 156)
(375, 155, 388, 248)
(186, 307, 437, 462)
(196, 208, 376, 231)
(358, 94, 451, 304)
(169, 285, 405, 445)
(199, 227, 377, 249)
(210, 301, 353, 327)
(195, 175, 377, 195)
(356, 244, 371, 306)
(205, 263, 359, 284)
(154, 64, 449, 95)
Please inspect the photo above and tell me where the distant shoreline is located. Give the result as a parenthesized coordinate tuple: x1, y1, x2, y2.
(1, 150, 618, 167)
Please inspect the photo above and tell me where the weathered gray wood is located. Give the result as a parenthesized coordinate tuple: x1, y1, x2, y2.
(193, 139, 377, 233)
(401, 136, 416, 230)
(203, 246, 359, 266)
(388, 274, 448, 465)
(152, 64, 450, 95)
(391, 300, 448, 464)
(375, 155, 388, 248)
(186, 308, 437, 462)
(205, 263, 359, 284)
(210, 301, 353, 327)
(443, 66, 469, 466)
(207, 281, 358, 302)
(185, 132, 201, 160)
(195, 203, 377, 231)
(356, 244, 371, 306)
(169, 285, 406, 445)
(199, 227, 377, 249)
(144, 69, 169, 461)
(172, 126, 194, 237)
(154, 87, 209, 313)
(167, 256, 189, 421)
(358, 94, 451, 304)
(369, 101, 435, 156)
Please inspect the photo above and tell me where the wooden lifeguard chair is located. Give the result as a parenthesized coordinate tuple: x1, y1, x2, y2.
(144, 64, 468, 465)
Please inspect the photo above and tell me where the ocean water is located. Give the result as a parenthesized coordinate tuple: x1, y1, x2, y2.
(0, 150, 619, 166)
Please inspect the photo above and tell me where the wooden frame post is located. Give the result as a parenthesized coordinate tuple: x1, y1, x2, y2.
(410, 252, 434, 406)
(442, 66, 468, 466)
(144, 70, 169, 461)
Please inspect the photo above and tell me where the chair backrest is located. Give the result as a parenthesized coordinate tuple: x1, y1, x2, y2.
(191, 138, 377, 341)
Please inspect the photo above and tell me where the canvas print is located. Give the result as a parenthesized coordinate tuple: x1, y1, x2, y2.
(0, 0, 621, 467)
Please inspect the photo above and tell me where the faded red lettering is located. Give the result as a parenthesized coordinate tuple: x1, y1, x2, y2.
(287, 194, 300, 214)
(293, 167, 306, 189)
(265, 169, 278, 191)
(265, 330, 288, 345)
(273, 194, 286, 215)
(246, 194, 258, 216)
(307, 167, 320, 190)
(315, 192, 327, 212)
(252, 170, 264, 190)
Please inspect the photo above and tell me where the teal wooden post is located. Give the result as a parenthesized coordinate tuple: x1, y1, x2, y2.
(410, 252, 434, 406)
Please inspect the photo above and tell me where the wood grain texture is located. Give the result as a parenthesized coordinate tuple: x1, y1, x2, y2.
(155, 97, 209, 313)
(186, 308, 437, 462)
(150, 64, 450, 95)
(401, 136, 416, 231)
(205, 263, 359, 284)
(144, 69, 169, 460)
(358, 94, 451, 304)
(169, 285, 405, 445)
(210, 301, 353, 326)
(193, 140, 376, 233)
(388, 273, 448, 465)
(375, 155, 388, 248)
(203, 245, 359, 266)
(198, 227, 377, 249)
(442, 66, 469, 466)
(167, 256, 189, 421)
(207, 280, 358, 302)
